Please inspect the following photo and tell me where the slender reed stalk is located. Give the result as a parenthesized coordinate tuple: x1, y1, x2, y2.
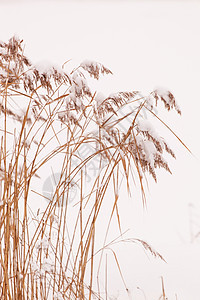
(0, 37, 188, 299)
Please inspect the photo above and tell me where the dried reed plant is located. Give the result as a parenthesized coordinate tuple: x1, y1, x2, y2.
(0, 36, 188, 300)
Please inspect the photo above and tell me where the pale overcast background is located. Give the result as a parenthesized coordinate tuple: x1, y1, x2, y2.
(0, 1, 200, 299)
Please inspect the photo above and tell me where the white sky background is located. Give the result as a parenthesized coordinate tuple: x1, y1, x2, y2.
(0, 0, 200, 299)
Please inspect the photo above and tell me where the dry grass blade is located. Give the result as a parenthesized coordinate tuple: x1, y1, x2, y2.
(0, 36, 187, 300)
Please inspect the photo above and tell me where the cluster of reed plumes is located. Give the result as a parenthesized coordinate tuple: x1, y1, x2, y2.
(0, 36, 185, 300)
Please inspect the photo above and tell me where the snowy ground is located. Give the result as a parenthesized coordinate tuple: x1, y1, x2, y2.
(0, 1, 200, 299)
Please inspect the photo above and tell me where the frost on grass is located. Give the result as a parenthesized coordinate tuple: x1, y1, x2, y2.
(80, 59, 113, 79)
(0, 36, 182, 184)
(153, 87, 181, 115)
